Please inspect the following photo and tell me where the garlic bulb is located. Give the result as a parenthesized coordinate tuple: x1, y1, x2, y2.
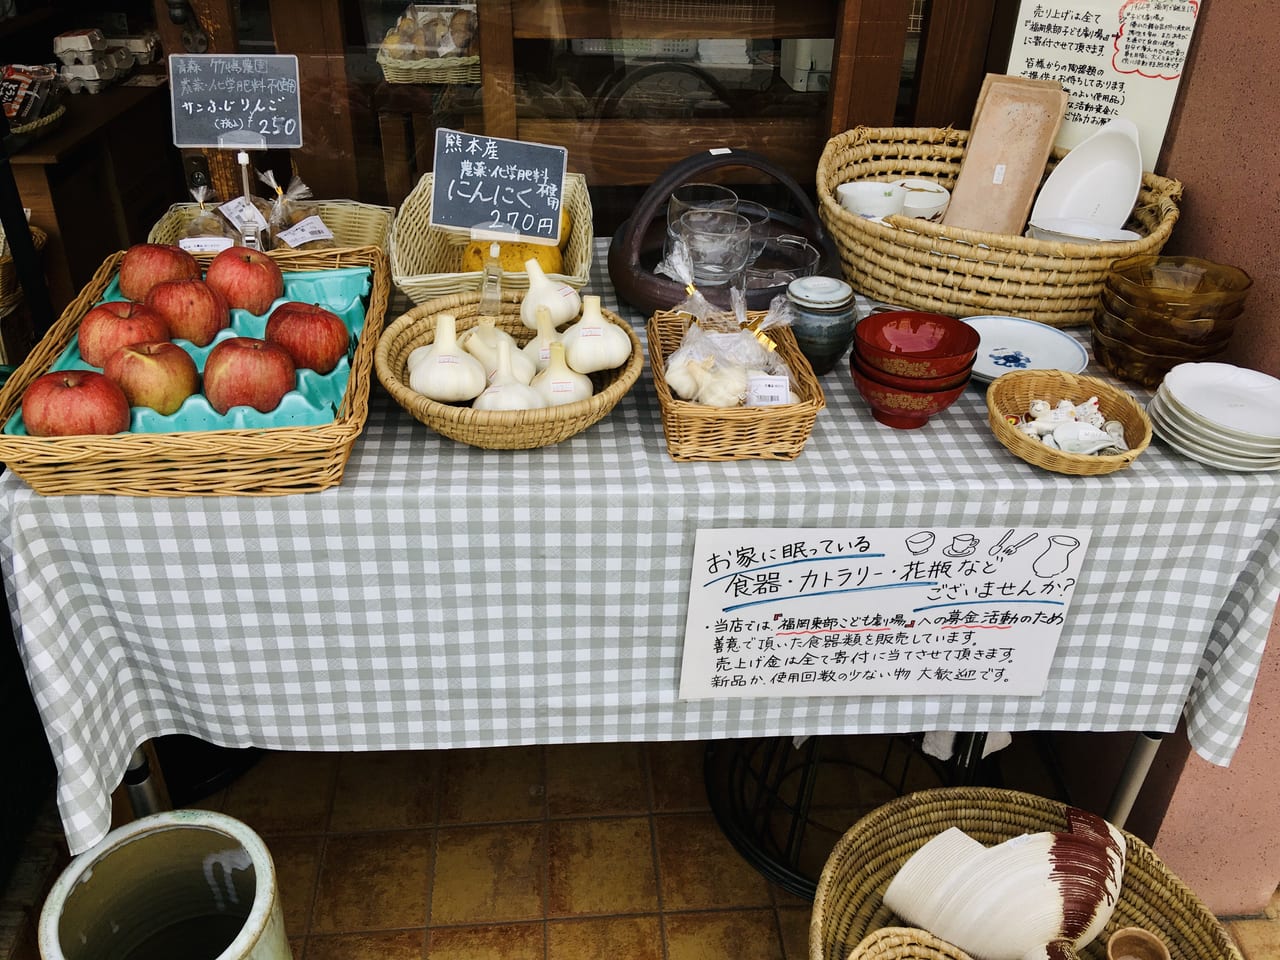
(665, 354, 712, 401)
(407, 313, 487, 403)
(521, 305, 561, 373)
(473, 338, 546, 412)
(459, 316, 536, 384)
(519, 258, 581, 329)
(530, 341, 593, 406)
(560, 294, 632, 374)
(696, 362, 748, 407)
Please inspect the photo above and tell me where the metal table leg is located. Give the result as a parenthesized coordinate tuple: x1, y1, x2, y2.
(1105, 731, 1164, 828)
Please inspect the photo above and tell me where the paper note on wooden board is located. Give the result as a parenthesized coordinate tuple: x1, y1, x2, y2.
(1005, 0, 1199, 172)
(941, 75, 1068, 235)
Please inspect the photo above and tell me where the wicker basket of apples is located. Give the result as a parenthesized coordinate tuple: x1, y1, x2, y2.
(0, 241, 390, 496)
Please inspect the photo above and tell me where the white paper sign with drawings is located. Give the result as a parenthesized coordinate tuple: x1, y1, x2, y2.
(678, 527, 1090, 700)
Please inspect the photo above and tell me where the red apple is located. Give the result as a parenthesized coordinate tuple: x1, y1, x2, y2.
(117, 243, 201, 302)
(103, 341, 200, 415)
(264, 301, 350, 374)
(21, 370, 131, 437)
(202, 337, 296, 415)
(144, 279, 231, 347)
(77, 301, 172, 368)
(204, 246, 284, 316)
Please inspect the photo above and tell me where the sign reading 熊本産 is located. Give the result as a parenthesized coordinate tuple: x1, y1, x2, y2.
(678, 527, 1090, 700)
(1006, 0, 1199, 170)
(168, 54, 303, 149)
(430, 127, 569, 244)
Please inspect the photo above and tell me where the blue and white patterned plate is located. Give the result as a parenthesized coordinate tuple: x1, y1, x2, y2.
(961, 315, 1089, 383)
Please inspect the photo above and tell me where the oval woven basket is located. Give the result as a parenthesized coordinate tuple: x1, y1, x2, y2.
(375, 290, 643, 449)
(986, 369, 1152, 475)
(817, 127, 1183, 328)
(810, 787, 1243, 960)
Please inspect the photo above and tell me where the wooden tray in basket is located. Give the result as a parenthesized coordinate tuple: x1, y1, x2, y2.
(986, 369, 1152, 476)
(647, 309, 826, 462)
(375, 290, 642, 449)
(0, 245, 390, 497)
(390, 172, 593, 304)
(148, 200, 395, 260)
(817, 126, 1183, 328)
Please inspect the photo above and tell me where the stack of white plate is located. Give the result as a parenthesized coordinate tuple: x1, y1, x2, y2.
(1148, 362, 1280, 471)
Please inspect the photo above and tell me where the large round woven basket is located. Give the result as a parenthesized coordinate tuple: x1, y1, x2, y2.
(817, 127, 1183, 328)
(810, 787, 1242, 960)
(375, 290, 643, 449)
(986, 369, 1153, 475)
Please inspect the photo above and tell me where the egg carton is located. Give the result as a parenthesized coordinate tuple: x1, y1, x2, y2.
(52, 28, 107, 65)
(104, 31, 162, 65)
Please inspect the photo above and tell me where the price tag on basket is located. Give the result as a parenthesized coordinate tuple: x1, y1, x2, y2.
(168, 54, 303, 149)
(429, 127, 568, 246)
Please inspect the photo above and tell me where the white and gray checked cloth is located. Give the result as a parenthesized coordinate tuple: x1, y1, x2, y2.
(2, 240, 1278, 854)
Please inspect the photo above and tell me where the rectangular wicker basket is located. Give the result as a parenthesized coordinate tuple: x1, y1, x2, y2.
(376, 46, 480, 84)
(0, 245, 390, 497)
(647, 309, 826, 461)
(390, 172, 593, 304)
(148, 199, 395, 260)
(817, 126, 1184, 328)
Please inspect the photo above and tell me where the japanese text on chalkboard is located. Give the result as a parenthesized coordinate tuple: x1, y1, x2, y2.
(430, 127, 569, 243)
(679, 527, 1090, 700)
(168, 54, 303, 149)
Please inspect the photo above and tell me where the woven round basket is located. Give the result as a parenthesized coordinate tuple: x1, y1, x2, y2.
(817, 127, 1183, 328)
(0, 225, 47, 315)
(10, 103, 65, 140)
(986, 370, 1152, 475)
(375, 290, 643, 449)
(810, 787, 1243, 960)
(846, 927, 976, 960)
(390, 172, 593, 304)
(376, 47, 480, 84)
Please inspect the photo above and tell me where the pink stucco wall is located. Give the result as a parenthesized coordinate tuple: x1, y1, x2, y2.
(1141, 0, 1280, 916)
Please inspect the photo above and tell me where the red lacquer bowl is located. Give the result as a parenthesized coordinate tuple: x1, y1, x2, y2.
(853, 310, 980, 379)
(850, 363, 969, 429)
(851, 347, 974, 392)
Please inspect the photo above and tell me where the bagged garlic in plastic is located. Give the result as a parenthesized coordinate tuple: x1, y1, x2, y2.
(260, 170, 337, 251)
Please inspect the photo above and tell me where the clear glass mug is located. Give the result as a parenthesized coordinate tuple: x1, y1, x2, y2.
(677, 209, 752, 287)
(664, 182, 738, 263)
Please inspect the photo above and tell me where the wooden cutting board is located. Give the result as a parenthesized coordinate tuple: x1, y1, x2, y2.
(942, 75, 1068, 235)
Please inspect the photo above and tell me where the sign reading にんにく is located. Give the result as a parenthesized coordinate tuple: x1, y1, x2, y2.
(430, 128, 569, 244)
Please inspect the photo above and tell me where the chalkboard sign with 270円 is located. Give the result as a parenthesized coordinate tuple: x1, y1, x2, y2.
(430, 127, 568, 245)
(168, 54, 303, 149)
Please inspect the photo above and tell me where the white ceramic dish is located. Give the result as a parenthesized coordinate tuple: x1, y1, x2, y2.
(961, 315, 1089, 382)
(892, 178, 950, 221)
(1030, 119, 1142, 228)
(1149, 407, 1280, 472)
(1161, 362, 1280, 440)
(1026, 218, 1141, 244)
(1151, 388, 1280, 455)
(1148, 395, 1280, 465)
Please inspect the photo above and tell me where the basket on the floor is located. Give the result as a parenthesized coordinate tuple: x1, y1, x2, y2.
(148, 199, 395, 257)
(390, 172, 593, 304)
(647, 309, 826, 461)
(375, 289, 642, 449)
(810, 786, 1242, 960)
(817, 127, 1183, 328)
(0, 225, 47, 315)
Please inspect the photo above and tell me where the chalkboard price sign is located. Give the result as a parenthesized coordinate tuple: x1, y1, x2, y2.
(168, 54, 303, 149)
(430, 127, 569, 244)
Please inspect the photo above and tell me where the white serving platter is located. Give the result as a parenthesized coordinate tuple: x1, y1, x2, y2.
(1030, 118, 1142, 228)
(1161, 362, 1280, 440)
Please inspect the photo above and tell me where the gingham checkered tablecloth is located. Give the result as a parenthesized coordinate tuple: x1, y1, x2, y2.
(3, 240, 1279, 854)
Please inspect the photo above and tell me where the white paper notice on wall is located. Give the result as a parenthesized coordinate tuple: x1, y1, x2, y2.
(678, 527, 1090, 701)
(1005, 0, 1200, 171)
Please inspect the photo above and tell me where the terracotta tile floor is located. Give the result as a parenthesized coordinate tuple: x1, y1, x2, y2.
(4, 737, 1278, 959)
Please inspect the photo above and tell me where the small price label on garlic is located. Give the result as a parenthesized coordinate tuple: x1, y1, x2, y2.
(745, 374, 790, 407)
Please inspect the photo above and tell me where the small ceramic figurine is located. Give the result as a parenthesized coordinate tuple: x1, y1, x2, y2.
(1052, 420, 1115, 455)
(1103, 420, 1129, 451)
(1075, 396, 1106, 428)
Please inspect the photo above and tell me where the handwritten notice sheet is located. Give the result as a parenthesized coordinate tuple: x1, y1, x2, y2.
(679, 527, 1090, 700)
(1006, 0, 1199, 170)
